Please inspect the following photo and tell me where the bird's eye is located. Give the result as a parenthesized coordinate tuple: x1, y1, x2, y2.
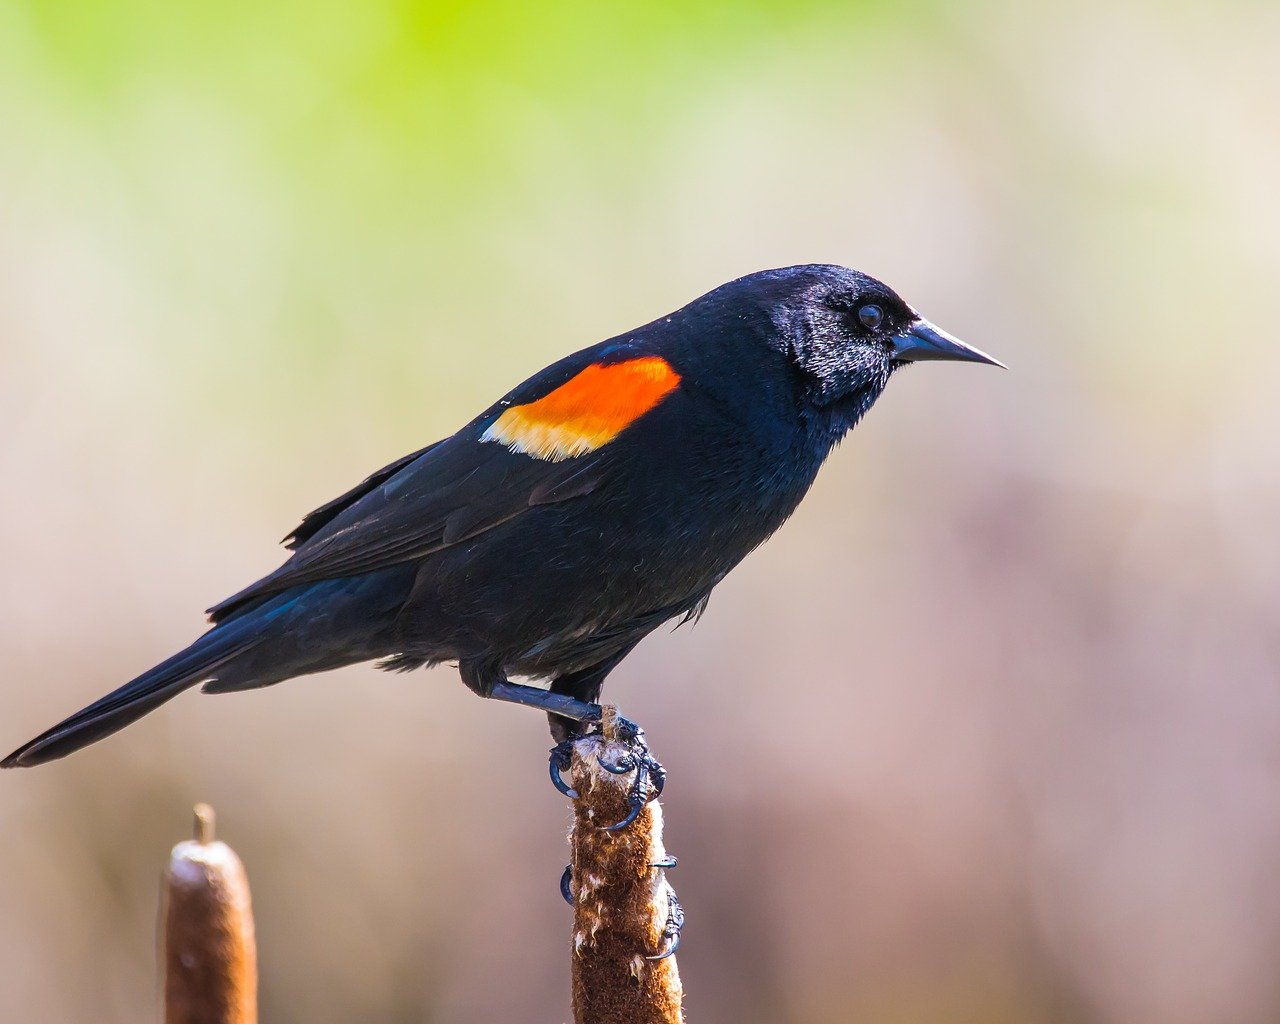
(857, 304, 885, 331)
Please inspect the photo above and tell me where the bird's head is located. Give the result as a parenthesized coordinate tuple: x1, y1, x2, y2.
(714, 264, 1004, 432)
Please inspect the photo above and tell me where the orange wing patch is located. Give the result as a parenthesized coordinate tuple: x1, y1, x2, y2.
(482, 356, 681, 462)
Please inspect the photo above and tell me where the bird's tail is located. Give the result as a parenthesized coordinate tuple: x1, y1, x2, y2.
(1, 623, 263, 769)
(3, 569, 418, 770)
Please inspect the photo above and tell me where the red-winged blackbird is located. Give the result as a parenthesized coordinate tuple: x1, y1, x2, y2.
(3, 264, 1001, 770)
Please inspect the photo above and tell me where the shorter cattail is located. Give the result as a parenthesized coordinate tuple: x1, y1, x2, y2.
(161, 804, 258, 1024)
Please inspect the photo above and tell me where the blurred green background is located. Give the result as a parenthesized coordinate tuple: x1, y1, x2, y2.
(2, 1, 1278, 1021)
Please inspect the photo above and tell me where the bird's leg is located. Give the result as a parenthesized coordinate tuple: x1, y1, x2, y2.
(546, 650, 635, 744)
(462, 664, 663, 822)
(483, 678, 603, 723)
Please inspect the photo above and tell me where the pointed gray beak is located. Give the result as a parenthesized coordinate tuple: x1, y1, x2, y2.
(890, 318, 1006, 368)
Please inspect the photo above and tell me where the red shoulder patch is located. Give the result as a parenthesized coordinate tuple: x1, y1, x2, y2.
(481, 356, 681, 462)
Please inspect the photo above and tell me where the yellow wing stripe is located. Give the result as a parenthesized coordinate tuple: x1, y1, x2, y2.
(482, 356, 681, 462)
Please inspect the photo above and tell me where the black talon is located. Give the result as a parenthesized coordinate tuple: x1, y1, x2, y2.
(647, 891, 685, 961)
(649, 931, 681, 962)
(603, 798, 646, 833)
(560, 864, 574, 906)
(602, 753, 637, 775)
(549, 741, 578, 799)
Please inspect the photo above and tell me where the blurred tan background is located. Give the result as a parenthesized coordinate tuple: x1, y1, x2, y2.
(2, 1, 1279, 1021)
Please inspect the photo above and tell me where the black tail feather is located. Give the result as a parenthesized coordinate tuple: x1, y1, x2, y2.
(5, 572, 414, 769)
(2, 631, 259, 769)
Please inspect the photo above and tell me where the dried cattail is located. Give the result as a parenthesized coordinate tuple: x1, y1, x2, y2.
(566, 709, 683, 1024)
(161, 804, 258, 1024)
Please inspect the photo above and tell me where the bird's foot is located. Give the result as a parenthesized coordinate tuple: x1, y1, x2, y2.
(647, 890, 685, 961)
(561, 854, 676, 905)
(597, 718, 665, 832)
(548, 709, 666, 833)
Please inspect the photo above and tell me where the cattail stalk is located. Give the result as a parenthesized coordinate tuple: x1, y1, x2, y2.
(161, 803, 258, 1024)
(566, 708, 683, 1024)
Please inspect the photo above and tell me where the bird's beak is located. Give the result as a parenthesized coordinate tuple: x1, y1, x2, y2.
(890, 318, 1006, 368)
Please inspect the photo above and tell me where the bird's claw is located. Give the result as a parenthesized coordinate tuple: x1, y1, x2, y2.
(563, 864, 683, 964)
(599, 726, 665, 832)
(646, 891, 685, 961)
(549, 740, 578, 799)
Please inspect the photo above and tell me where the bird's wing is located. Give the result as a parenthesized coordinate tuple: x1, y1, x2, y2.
(207, 347, 682, 623)
(281, 440, 444, 550)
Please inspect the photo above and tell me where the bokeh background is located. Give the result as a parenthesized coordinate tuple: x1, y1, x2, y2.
(2, 1, 1278, 1021)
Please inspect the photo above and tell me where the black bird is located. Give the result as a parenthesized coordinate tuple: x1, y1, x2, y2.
(3, 265, 1001, 774)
